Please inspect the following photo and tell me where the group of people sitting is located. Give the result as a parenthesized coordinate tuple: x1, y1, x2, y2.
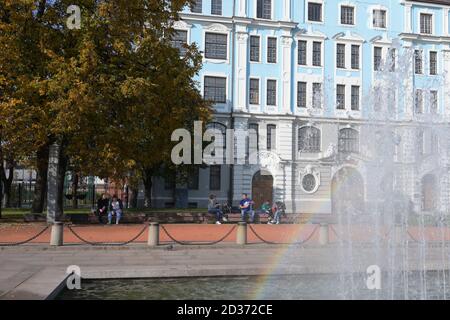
(208, 193, 284, 225)
(96, 194, 124, 225)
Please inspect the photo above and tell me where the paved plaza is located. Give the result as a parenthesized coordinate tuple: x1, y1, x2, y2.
(0, 223, 450, 300)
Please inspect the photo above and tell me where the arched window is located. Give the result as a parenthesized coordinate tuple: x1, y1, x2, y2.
(298, 126, 321, 153)
(339, 128, 359, 153)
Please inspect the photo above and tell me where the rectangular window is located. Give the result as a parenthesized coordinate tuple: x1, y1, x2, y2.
(312, 42, 322, 66)
(373, 9, 386, 28)
(249, 78, 259, 105)
(204, 76, 226, 103)
(341, 6, 355, 25)
(257, 0, 272, 19)
(172, 30, 188, 56)
(312, 83, 322, 109)
(415, 50, 423, 74)
(415, 89, 423, 114)
(267, 37, 277, 63)
(374, 46, 382, 71)
(211, 0, 222, 15)
(420, 13, 433, 34)
(298, 40, 307, 65)
(297, 82, 307, 108)
(351, 86, 360, 111)
(209, 166, 221, 190)
(336, 84, 345, 110)
(266, 80, 277, 106)
(267, 125, 276, 151)
(249, 36, 260, 62)
(351, 45, 360, 69)
(430, 51, 437, 75)
(247, 123, 259, 160)
(191, 0, 202, 13)
(336, 44, 345, 69)
(205, 32, 227, 60)
(308, 2, 322, 22)
(430, 90, 438, 114)
(187, 167, 199, 190)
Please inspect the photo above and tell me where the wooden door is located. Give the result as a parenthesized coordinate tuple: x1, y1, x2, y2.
(252, 171, 273, 209)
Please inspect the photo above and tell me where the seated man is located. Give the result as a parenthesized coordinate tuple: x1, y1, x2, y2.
(258, 200, 273, 224)
(108, 195, 123, 225)
(239, 193, 255, 223)
(208, 194, 228, 225)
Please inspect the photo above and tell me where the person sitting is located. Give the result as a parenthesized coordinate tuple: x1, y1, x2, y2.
(239, 193, 255, 223)
(259, 200, 273, 224)
(208, 194, 227, 225)
(268, 201, 285, 225)
(96, 193, 109, 224)
(108, 195, 123, 225)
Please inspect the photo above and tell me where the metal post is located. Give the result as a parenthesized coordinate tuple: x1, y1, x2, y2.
(236, 222, 247, 245)
(319, 223, 329, 246)
(50, 221, 64, 246)
(148, 222, 160, 246)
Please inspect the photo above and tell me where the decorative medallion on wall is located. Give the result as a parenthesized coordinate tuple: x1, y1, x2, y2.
(298, 165, 320, 194)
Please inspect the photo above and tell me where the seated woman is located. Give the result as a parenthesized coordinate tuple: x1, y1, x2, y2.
(258, 200, 273, 224)
(268, 201, 285, 225)
(208, 194, 228, 225)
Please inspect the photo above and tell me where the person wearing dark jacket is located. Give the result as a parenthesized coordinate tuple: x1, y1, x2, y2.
(96, 194, 109, 224)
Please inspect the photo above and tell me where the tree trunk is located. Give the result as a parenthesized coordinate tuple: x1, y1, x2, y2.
(31, 144, 49, 213)
(54, 144, 68, 221)
(142, 168, 153, 208)
(3, 167, 13, 208)
(130, 186, 138, 209)
(0, 177, 3, 219)
(71, 172, 79, 209)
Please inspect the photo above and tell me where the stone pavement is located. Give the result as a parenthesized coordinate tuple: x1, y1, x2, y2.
(1, 223, 450, 300)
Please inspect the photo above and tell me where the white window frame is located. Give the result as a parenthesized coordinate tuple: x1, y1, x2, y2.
(202, 24, 231, 64)
(418, 10, 435, 35)
(248, 77, 261, 107)
(414, 49, 424, 75)
(306, 0, 324, 24)
(254, 0, 274, 20)
(338, 2, 356, 27)
(249, 33, 262, 64)
(428, 49, 439, 76)
(295, 74, 324, 115)
(369, 5, 388, 30)
(201, 73, 229, 108)
(294, 32, 326, 68)
(265, 35, 278, 64)
(265, 78, 278, 108)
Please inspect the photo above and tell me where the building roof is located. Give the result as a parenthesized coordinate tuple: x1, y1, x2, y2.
(406, 0, 450, 5)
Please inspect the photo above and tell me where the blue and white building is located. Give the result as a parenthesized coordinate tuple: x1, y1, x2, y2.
(152, 0, 450, 218)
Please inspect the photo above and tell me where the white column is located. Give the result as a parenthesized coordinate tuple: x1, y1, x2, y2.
(404, 4, 412, 33)
(281, 35, 293, 114)
(235, 31, 248, 112)
(444, 8, 449, 36)
(283, 0, 291, 21)
(402, 44, 414, 120)
(443, 50, 450, 120)
(237, 0, 247, 17)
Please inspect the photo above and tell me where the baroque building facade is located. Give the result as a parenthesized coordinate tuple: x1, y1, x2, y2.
(151, 0, 450, 218)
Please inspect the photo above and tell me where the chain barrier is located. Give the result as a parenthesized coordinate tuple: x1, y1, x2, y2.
(247, 224, 319, 245)
(66, 223, 149, 246)
(160, 224, 236, 246)
(0, 225, 50, 246)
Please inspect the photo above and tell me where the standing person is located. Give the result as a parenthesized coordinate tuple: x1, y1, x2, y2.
(96, 194, 109, 224)
(239, 193, 255, 223)
(108, 195, 123, 225)
(208, 194, 227, 224)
